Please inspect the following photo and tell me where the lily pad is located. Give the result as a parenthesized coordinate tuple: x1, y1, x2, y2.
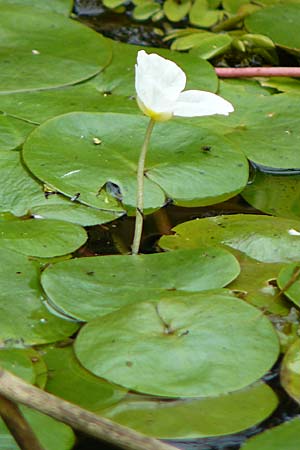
(0, 218, 87, 257)
(241, 417, 300, 450)
(242, 170, 300, 220)
(0, 115, 35, 151)
(258, 77, 300, 94)
(102, 382, 278, 438)
(41, 247, 240, 320)
(0, 349, 36, 383)
(0, 5, 111, 93)
(43, 345, 126, 412)
(74, 296, 279, 397)
(96, 40, 218, 96)
(0, 248, 78, 347)
(0, 83, 139, 125)
(228, 256, 290, 315)
(0, 0, 72, 15)
(0, 406, 75, 450)
(277, 263, 300, 308)
(160, 214, 300, 263)
(0, 151, 123, 226)
(208, 93, 300, 169)
(23, 112, 248, 213)
(245, 5, 300, 52)
(281, 338, 300, 404)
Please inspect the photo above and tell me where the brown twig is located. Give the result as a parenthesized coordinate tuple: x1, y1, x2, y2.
(215, 67, 300, 78)
(0, 368, 176, 450)
(0, 394, 45, 450)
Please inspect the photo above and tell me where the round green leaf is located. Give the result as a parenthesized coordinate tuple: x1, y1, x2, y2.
(0, 115, 35, 151)
(0, 83, 139, 125)
(0, 248, 78, 346)
(0, 349, 36, 383)
(41, 247, 240, 321)
(44, 345, 126, 412)
(160, 214, 300, 263)
(277, 262, 300, 308)
(0, 5, 111, 93)
(0, 151, 123, 226)
(164, 0, 191, 22)
(242, 171, 300, 220)
(0, 406, 75, 450)
(23, 112, 248, 213)
(96, 40, 219, 96)
(203, 92, 300, 169)
(0, 0, 72, 15)
(281, 338, 300, 404)
(102, 382, 278, 438)
(228, 256, 290, 315)
(241, 417, 300, 450)
(75, 296, 279, 397)
(246, 5, 300, 52)
(0, 218, 87, 257)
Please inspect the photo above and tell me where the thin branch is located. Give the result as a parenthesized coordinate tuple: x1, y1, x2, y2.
(0, 368, 177, 450)
(215, 67, 300, 78)
(0, 394, 45, 450)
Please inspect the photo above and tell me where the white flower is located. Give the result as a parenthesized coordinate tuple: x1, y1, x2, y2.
(135, 50, 234, 122)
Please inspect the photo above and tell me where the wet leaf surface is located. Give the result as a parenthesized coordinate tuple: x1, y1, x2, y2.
(23, 112, 248, 213)
(0, 4, 112, 93)
(41, 247, 240, 320)
(74, 295, 279, 397)
(0, 248, 78, 346)
(160, 214, 300, 263)
(102, 382, 278, 438)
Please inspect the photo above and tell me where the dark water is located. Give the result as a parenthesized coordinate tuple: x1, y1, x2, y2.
(72, 2, 300, 449)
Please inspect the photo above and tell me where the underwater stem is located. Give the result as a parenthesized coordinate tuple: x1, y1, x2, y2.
(131, 118, 155, 255)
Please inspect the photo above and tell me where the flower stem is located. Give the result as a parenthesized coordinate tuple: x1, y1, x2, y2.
(131, 118, 155, 255)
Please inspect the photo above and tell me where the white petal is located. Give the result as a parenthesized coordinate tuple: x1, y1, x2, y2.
(135, 50, 186, 117)
(174, 90, 234, 117)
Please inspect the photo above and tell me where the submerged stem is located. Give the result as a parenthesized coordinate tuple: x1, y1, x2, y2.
(131, 118, 155, 255)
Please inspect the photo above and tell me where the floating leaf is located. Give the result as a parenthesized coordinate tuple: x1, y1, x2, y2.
(245, 4, 300, 52)
(23, 112, 248, 213)
(0, 0, 72, 15)
(0, 5, 111, 93)
(0, 349, 36, 383)
(160, 214, 300, 263)
(102, 382, 278, 438)
(133, 0, 161, 20)
(277, 262, 300, 308)
(202, 93, 300, 169)
(0, 407, 75, 450)
(0, 218, 87, 257)
(281, 338, 300, 404)
(0, 115, 35, 151)
(186, 33, 232, 58)
(241, 417, 300, 450)
(96, 40, 219, 96)
(41, 247, 240, 320)
(75, 296, 279, 397)
(0, 151, 123, 226)
(0, 82, 138, 125)
(242, 170, 300, 220)
(228, 256, 290, 315)
(0, 248, 78, 347)
(190, 0, 223, 27)
(164, 0, 191, 22)
(43, 345, 126, 412)
(259, 77, 300, 93)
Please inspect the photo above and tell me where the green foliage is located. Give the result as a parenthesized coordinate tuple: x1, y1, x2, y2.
(0, 0, 300, 447)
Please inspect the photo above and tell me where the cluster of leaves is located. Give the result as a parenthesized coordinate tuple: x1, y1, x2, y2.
(93, 0, 300, 64)
(1, 0, 300, 449)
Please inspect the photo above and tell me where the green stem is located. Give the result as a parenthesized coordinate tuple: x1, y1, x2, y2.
(131, 118, 155, 255)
